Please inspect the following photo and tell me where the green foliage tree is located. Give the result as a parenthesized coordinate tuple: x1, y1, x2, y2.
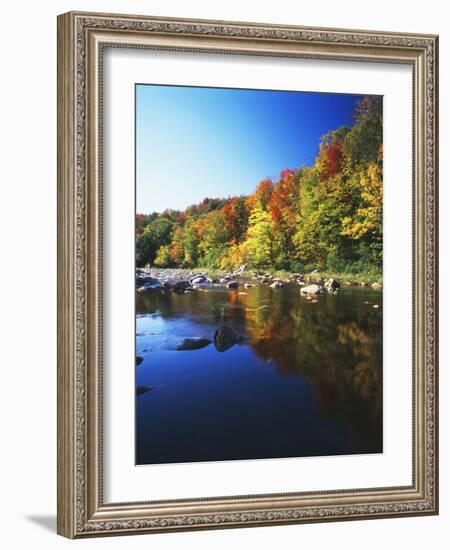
(197, 209, 229, 267)
(154, 245, 173, 267)
(136, 217, 174, 267)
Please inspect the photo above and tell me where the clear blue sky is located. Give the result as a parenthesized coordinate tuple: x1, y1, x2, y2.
(136, 84, 365, 214)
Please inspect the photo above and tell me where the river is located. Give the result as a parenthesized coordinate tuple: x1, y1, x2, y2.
(135, 279, 382, 465)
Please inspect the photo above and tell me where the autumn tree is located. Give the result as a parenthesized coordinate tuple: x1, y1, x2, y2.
(221, 196, 249, 245)
(246, 203, 278, 268)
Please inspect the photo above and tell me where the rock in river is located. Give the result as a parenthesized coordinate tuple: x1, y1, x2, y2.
(136, 386, 154, 396)
(270, 281, 283, 288)
(136, 269, 161, 286)
(371, 282, 383, 290)
(190, 275, 208, 285)
(137, 280, 162, 292)
(227, 281, 239, 289)
(324, 277, 340, 290)
(173, 281, 192, 292)
(300, 284, 323, 295)
(214, 325, 243, 352)
(176, 337, 212, 351)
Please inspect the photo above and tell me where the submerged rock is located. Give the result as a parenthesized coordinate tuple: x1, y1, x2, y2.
(136, 356, 144, 366)
(214, 325, 244, 352)
(136, 386, 154, 396)
(300, 284, 323, 295)
(176, 337, 212, 351)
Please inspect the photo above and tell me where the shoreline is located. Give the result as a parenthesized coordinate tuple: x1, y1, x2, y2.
(137, 265, 382, 288)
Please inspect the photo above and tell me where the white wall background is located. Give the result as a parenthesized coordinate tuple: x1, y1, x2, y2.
(0, 0, 447, 548)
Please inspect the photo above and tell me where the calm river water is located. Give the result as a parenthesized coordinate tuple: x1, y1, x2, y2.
(135, 281, 382, 465)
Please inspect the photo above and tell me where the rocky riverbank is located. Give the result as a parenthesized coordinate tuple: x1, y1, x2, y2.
(136, 265, 383, 295)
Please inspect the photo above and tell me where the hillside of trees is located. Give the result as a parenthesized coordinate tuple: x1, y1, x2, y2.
(136, 97, 382, 277)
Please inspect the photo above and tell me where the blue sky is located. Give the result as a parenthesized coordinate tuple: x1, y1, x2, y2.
(136, 84, 365, 214)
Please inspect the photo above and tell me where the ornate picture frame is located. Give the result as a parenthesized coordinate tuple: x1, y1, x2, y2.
(57, 11, 438, 538)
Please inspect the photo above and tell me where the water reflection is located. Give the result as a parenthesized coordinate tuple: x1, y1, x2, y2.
(136, 282, 382, 464)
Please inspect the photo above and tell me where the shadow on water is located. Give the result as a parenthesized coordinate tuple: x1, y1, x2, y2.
(136, 281, 382, 465)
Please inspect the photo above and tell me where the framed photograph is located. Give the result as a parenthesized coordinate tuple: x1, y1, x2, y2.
(57, 11, 439, 538)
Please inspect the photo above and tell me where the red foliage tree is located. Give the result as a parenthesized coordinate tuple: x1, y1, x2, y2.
(268, 170, 297, 229)
(320, 141, 344, 180)
(253, 179, 273, 210)
(221, 196, 249, 244)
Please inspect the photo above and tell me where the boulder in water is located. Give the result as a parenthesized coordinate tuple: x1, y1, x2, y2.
(176, 337, 212, 351)
(136, 386, 154, 396)
(270, 281, 283, 288)
(173, 281, 192, 292)
(214, 325, 243, 352)
(190, 275, 208, 284)
(136, 269, 157, 285)
(324, 278, 340, 290)
(137, 280, 162, 292)
(300, 284, 323, 295)
(227, 281, 239, 289)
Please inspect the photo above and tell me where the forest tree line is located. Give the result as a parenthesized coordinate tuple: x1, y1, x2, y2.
(136, 97, 383, 276)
